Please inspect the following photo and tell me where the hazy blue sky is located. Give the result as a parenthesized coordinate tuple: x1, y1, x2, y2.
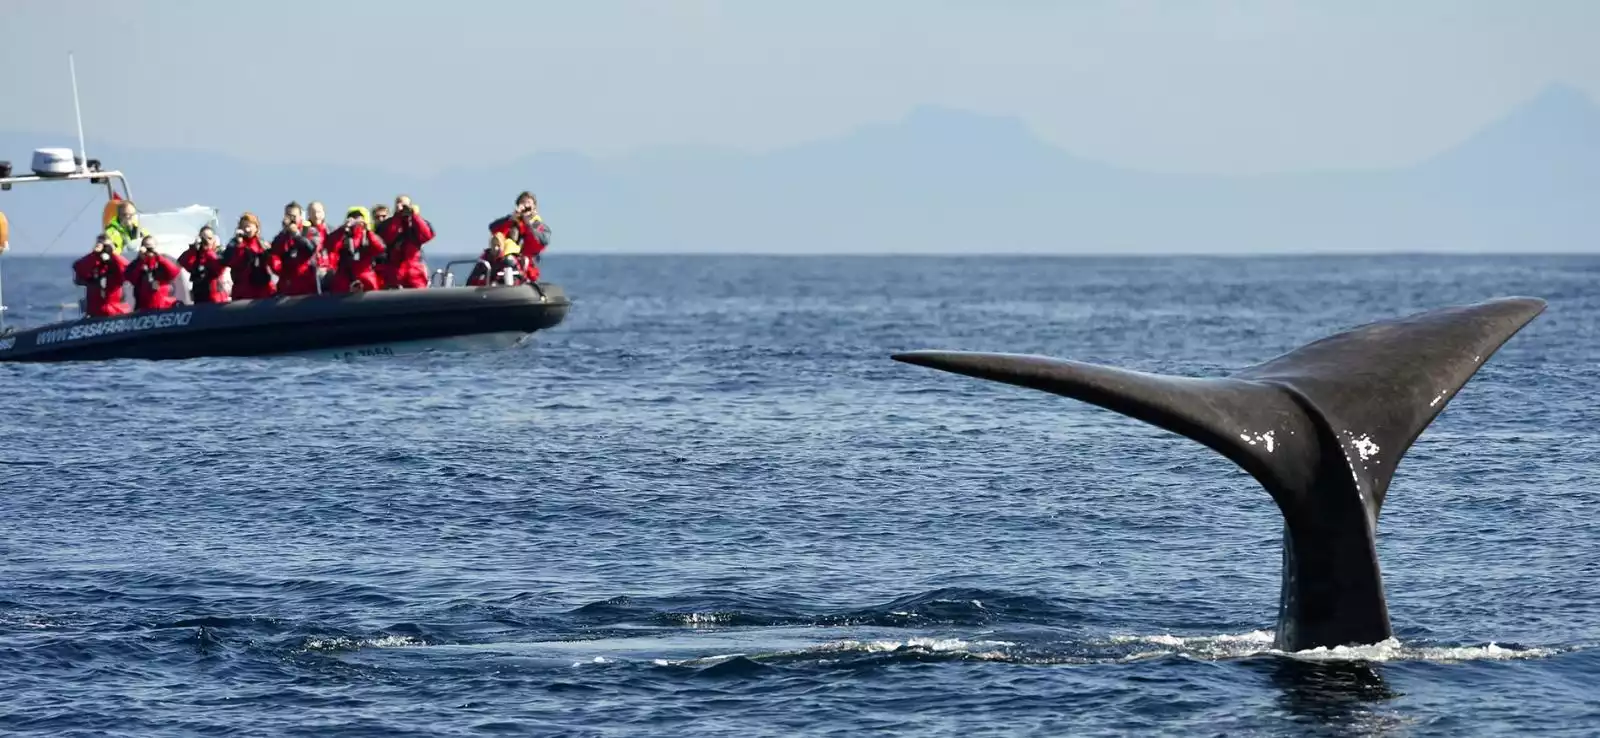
(3, 1, 1597, 177)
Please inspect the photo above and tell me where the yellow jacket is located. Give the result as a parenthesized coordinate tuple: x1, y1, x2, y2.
(104, 217, 143, 252)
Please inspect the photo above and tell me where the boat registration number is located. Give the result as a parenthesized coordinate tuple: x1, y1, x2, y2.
(335, 346, 396, 359)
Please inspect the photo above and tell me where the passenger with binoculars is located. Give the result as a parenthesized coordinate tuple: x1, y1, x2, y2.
(323, 206, 386, 293)
(223, 212, 278, 301)
(123, 235, 182, 311)
(71, 233, 132, 318)
(272, 201, 322, 296)
(377, 194, 435, 289)
(488, 191, 550, 285)
(178, 226, 229, 304)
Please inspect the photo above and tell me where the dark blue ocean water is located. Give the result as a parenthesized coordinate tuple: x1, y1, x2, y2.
(0, 254, 1596, 737)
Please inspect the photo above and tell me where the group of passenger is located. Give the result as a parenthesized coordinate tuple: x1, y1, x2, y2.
(71, 191, 552, 317)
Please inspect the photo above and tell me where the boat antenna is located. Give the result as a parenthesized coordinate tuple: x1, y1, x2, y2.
(69, 52, 88, 175)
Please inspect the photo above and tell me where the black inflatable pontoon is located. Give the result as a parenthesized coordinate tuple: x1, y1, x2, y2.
(0, 283, 569, 363)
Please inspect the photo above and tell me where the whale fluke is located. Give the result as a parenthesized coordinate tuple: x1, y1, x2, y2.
(892, 297, 1546, 651)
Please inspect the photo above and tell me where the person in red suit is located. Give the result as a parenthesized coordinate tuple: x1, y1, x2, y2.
(377, 194, 435, 289)
(71, 234, 131, 318)
(305, 200, 330, 269)
(272, 202, 322, 296)
(224, 212, 279, 300)
(488, 191, 550, 283)
(324, 207, 386, 293)
(178, 226, 229, 304)
(123, 235, 181, 311)
(466, 233, 536, 286)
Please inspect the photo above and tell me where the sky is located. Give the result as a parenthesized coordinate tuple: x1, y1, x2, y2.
(2, 0, 1598, 178)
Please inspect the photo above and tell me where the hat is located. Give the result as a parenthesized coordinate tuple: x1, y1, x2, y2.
(492, 232, 521, 256)
(346, 206, 373, 229)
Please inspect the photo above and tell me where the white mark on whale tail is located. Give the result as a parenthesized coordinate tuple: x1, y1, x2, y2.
(1238, 430, 1277, 453)
(1341, 429, 1381, 462)
(1353, 434, 1380, 461)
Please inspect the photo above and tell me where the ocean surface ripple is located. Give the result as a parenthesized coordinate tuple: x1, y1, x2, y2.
(0, 254, 1596, 737)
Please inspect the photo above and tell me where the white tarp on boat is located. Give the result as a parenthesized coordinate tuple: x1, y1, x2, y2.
(131, 204, 217, 258)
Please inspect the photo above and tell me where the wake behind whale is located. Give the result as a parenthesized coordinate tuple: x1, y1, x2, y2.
(892, 297, 1547, 652)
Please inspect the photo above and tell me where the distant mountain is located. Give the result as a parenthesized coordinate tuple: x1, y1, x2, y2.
(1409, 84, 1600, 200)
(2, 85, 1597, 255)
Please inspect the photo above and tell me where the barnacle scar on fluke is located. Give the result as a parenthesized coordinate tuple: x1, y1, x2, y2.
(892, 297, 1546, 652)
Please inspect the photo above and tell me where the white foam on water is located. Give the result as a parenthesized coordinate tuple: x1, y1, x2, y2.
(645, 635, 1025, 668)
(297, 626, 1568, 672)
(1106, 631, 1560, 663)
(300, 634, 427, 652)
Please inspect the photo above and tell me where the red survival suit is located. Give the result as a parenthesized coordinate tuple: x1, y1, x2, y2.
(72, 248, 131, 318)
(489, 214, 550, 283)
(124, 250, 182, 311)
(178, 245, 229, 304)
(324, 223, 386, 293)
(305, 221, 330, 270)
(226, 235, 279, 300)
(466, 245, 537, 286)
(272, 228, 322, 296)
(377, 209, 435, 289)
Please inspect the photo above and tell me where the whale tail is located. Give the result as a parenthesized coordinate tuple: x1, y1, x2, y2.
(892, 297, 1546, 650)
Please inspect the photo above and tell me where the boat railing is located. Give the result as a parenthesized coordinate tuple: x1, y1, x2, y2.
(429, 259, 547, 300)
(430, 259, 477, 288)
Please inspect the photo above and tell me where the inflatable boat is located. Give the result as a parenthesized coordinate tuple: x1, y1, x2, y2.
(0, 131, 570, 363)
(0, 281, 569, 363)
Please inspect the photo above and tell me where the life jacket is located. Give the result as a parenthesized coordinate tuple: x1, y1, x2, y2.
(470, 248, 527, 286)
(186, 249, 230, 303)
(185, 248, 223, 295)
(133, 256, 165, 289)
(304, 221, 330, 268)
(502, 215, 541, 246)
(104, 218, 142, 252)
(276, 229, 318, 266)
(231, 236, 274, 286)
(129, 255, 179, 309)
(79, 253, 118, 295)
(338, 227, 372, 275)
